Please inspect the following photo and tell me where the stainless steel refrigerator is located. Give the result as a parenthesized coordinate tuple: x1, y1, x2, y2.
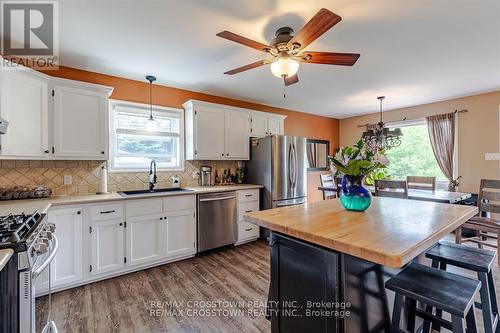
(246, 135, 307, 210)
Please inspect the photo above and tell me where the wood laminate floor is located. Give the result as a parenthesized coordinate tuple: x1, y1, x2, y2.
(36, 237, 500, 333)
(36, 241, 270, 333)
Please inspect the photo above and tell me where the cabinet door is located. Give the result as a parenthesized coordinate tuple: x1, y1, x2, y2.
(165, 210, 196, 258)
(194, 108, 225, 159)
(53, 85, 107, 158)
(126, 213, 165, 266)
(270, 233, 338, 333)
(268, 116, 283, 135)
(35, 207, 84, 294)
(250, 113, 268, 137)
(90, 219, 125, 276)
(0, 71, 49, 157)
(225, 111, 250, 159)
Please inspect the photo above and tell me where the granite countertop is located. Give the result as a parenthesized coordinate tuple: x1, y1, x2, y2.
(0, 184, 263, 215)
(244, 197, 478, 268)
(0, 248, 13, 272)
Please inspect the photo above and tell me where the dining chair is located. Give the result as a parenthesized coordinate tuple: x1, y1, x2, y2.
(407, 176, 436, 191)
(334, 177, 343, 198)
(319, 174, 336, 200)
(374, 180, 409, 199)
(455, 179, 500, 265)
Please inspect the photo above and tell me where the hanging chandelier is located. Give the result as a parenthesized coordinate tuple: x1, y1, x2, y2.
(361, 96, 402, 151)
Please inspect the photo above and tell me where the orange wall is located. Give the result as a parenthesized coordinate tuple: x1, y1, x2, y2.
(41, 66, 338, 201)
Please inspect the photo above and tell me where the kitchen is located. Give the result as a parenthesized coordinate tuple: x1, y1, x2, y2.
(0, 1, 499, 333)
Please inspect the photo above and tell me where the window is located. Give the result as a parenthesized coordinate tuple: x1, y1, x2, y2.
(385, 120, 446, 181)
(109, 101, 184, 171)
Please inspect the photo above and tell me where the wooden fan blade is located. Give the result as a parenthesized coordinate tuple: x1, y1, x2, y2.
(287, 8, 342, 51)
(299, 51, 360, 66)
(224, 60, 269, 75)
(216, 31, 270, 52)
(284, 74, 299, 86)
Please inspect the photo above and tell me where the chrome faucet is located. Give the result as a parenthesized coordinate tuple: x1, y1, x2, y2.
(149, 160, 157, 191)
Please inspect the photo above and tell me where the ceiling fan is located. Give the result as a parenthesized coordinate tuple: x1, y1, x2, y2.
(216, 8, 360, 86)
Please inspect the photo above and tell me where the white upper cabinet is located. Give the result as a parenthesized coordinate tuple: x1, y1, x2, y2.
(250, 113, 269, 137)
(192, 107, 225, 159)
(184, 100, 283, 160)
(0, 70, 49, 157)
(225, 110, 250, 159)
(52, 84, 108, 159)
(0, 58, 113, 160)
(250, 111, 285, 137)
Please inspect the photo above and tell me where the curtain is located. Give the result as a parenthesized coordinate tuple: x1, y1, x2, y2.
(426, 113, 456, 191)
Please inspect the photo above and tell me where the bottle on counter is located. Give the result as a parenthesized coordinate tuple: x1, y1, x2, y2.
(222, 169, 227, 184)
(227, 169, 232, 183)
(215, 170, 219, 184)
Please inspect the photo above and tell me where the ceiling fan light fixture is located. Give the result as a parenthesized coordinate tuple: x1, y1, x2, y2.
(270, 57, 299, 79)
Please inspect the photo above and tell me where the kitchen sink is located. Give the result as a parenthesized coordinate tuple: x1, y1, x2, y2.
(118, 188, 193, 197)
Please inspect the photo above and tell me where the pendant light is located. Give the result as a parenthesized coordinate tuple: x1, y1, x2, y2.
(145, 75, 157, 132)
(361, 96, 403, 151)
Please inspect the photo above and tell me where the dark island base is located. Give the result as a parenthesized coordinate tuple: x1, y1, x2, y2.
(268, 232, 426, 333)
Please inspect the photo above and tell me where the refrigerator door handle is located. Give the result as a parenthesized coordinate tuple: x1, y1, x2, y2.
(292, 143, 298, 187)
(288, 143, 294, 188)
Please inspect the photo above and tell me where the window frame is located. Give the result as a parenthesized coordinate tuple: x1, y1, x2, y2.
(108, 99, 185, 173)
(385, 118, 450, 188)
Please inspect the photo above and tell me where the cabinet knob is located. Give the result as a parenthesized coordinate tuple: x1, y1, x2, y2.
(119, 222, 123, 226)
(44, 149, 49, 154)
(160, 217, 163, 220)
(101, 151, 105, 154)
(226, 153, 229, 156)
(77, 211, 81, 215)
(221, 153, 224, 156)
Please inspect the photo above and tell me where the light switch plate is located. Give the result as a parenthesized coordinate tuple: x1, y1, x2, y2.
(63, 175, 72, 185)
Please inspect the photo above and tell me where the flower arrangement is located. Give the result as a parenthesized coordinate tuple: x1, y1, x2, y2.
(329, 140, 389, 177)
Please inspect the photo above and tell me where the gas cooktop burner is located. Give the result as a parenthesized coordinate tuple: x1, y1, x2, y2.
(0, 212, 43, 248)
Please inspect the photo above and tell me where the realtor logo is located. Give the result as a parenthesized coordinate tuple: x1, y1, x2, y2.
(1, 0, 59, 69)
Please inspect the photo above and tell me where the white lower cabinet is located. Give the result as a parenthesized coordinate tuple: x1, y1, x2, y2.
(166, 210, 196, 257)
(35, 206, 84, 294)
(236, 189, 260, 245)
(126, 213, 165, 267)
(89, 219, 125, 276)
(35, 192, 258, 296)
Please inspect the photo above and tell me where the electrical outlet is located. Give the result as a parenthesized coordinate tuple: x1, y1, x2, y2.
(63, 175, 72, 185)
(192, 171, 200, 179)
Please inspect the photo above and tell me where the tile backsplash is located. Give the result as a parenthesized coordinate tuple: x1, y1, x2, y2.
(0, 160, 239, 196)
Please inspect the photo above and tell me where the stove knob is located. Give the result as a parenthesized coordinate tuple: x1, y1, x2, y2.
(46, 223, 56, 233)
(41, 232, 53, 240)
(33, 243, 48, 255)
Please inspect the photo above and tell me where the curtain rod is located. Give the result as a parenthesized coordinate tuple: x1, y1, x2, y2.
(356, 109, 469, 128)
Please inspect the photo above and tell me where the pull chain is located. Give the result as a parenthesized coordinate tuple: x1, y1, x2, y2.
(283, 84, 286, 99)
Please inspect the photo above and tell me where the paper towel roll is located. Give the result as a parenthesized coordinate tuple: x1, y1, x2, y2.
(98, 165, 108, 194)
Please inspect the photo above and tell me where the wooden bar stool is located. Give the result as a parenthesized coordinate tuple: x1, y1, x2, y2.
(426, 241, 499, 333)
(385, 263, 480, 333)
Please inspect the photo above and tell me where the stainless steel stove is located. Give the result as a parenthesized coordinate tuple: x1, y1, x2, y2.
(0, 211, 58, 333)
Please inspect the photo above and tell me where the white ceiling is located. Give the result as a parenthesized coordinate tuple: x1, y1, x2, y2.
(56, 0, 500, 118)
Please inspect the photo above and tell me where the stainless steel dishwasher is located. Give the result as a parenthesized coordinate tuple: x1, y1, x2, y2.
(197, 191, 237, 252)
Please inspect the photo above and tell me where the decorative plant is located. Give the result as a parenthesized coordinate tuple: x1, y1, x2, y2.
(365, 169, 391, 186)
(329, 140, 389, 177)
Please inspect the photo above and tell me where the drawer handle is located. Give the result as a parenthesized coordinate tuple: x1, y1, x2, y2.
(245, 210, 253, 213)
(244, 194, 253, 197)
(245, 228, 253, 231)
(100, 210, 116, 214)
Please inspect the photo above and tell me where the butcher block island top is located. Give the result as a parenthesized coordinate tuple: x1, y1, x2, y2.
(244, 197, 478, 268)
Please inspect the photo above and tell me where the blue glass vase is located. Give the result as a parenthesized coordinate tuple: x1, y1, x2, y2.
(340, 175, 372, 211)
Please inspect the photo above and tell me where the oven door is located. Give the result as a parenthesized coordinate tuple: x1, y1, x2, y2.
(19, 235, 59, 333)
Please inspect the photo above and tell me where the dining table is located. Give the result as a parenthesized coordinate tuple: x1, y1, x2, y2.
(317, 185, 472, 204)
